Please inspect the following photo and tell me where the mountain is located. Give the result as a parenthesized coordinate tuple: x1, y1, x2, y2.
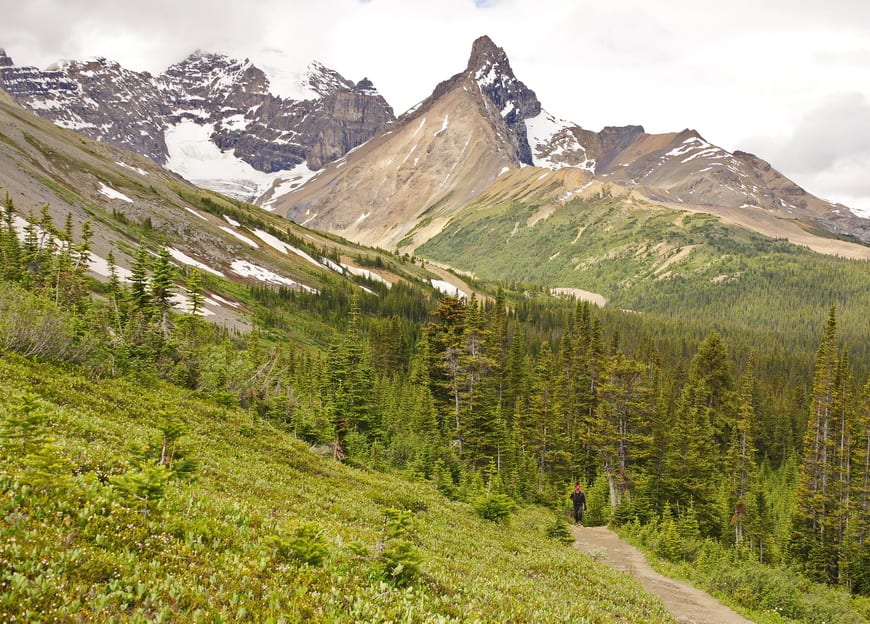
(3, 37, 868, 251)
(270, 35, 870, 250)
(0, 47, 394, 203)
(0, 87, 472, 326)
(271, 35, 545, 250)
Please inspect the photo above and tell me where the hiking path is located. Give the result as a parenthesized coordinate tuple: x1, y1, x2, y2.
(572, 525, 753, 624)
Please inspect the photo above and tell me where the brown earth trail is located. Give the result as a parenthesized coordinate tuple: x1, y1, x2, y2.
(572, 525, 754, 624)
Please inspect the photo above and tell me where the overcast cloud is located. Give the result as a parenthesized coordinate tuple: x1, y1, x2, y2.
(2, 0, 869, 215)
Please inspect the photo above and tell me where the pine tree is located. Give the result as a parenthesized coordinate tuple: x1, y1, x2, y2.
(673, 387, 719, 532)
(1, 193, 22, 282)
(128, 244, 151, 313)
(326, 292, 375, 452)
(594, 352, 652, 510)
(461, 295, 499, 468)
(790, 307, 857, 585)
(186, 268, 205, 318)
(725, 357, 758, 547)
(844, 379, 870, 593)
(150, 246, 176, 337)
(425, 296, 469, 453)
(688, 332, 735, 450)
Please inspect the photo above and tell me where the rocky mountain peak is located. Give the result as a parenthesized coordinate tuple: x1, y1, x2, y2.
(0, 49, 13, 67)
(466, 35, 508, 73)
(0, 47, 395, 202)
(463, 35, 541, 164)
(355, 77, 379, 95)
(301, 61, 355, 98)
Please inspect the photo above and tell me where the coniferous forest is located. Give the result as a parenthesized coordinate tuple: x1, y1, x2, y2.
(1, 193, 869, 622)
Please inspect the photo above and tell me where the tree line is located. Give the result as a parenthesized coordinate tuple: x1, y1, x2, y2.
(1, 194, 867, 594)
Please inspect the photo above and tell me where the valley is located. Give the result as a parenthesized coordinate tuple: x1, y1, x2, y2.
(1, 29, 869, 624)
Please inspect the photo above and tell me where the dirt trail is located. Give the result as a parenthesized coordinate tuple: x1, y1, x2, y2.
(572, 525, 753, 624)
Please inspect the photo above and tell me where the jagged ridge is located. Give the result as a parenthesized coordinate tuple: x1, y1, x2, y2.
(0, 48, 395, 202)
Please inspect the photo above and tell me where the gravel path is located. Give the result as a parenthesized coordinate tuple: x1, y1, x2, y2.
(572, 525, 754, 624)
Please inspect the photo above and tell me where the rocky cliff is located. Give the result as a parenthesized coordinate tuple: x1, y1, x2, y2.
(0, 48, 394, 201)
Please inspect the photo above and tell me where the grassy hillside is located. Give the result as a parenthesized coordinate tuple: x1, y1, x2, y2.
(417, 191, 870, 366)
(0, 350, 674, 623)
(0, 91, 469, 321)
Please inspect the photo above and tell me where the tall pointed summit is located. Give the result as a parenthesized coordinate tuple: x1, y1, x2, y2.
(271, 35, 542, 250)
(463, 35, 540, 164)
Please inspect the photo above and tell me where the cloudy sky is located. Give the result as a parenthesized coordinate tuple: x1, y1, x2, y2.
(3, 0, 870, 215)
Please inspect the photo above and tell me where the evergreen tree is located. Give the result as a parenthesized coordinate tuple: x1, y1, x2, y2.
(790, 307, 858, 586)
(185, 268, 205, 318)
(425, 296, 469, 453)
(661, 368, 719, 535)
(150, 246, 176, 337)
(725, 357, 759, 547)
(594, 352, 652, 510)
(1, 193, 21, 282)
(128, 244, 151, 313)
(326, 292, 375, 452)
(844, 379, 870, 592)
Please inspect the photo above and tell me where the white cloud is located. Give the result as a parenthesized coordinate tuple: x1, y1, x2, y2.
(742, 93, 870, 215)
(2, 0, 869, 214)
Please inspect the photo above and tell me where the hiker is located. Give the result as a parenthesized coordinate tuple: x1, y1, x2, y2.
(570, 484, 586, 524)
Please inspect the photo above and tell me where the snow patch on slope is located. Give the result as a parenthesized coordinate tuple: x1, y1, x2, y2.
(665, 136, 712, 158)
(219, 226, 259, 248)
(262, 162, 321, 209)
(342, 264, 391, 287)
(251, 229, 322, 269)
(167, 247, 224, 276)
(115, 161, 148, 176)
(164, 119, 291, 203)
(98, 183, 133, 203)
(230, 259, 315, 292)
(431, 279, 467, 299)
(525, 110, 594, 172)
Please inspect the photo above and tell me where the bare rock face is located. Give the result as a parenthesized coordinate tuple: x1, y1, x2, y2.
(271, 35, 547, 250)
(0, 48, 395, 199)
(465, 35, 541, 164)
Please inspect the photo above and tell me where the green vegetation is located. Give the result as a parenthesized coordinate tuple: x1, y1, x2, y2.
(0, 353, 674, 622)
(418, 193, 870, 366)
(1, 185, 869, 622)
(620, 521, 870, 623)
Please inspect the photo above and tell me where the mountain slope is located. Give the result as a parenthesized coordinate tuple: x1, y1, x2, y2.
(271, 36, 869, 250)
(0, 89, 470, 325)
(0, 349, 676, 623)
(272, 36, 541, 250)
(4, 36, 867, 250)
(415, 169, 870, 354)
(0, 47, 394, 202)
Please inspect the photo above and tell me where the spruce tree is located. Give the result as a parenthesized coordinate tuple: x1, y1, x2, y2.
(185, 268, 205, 318)
(150, 246, 176, 337)
(1, 193, 21, 282)
(725, 357, 759, 546)
(128, 244, 151, 313)
(593, 352, 652, 510)
(790, 307, 857, 585)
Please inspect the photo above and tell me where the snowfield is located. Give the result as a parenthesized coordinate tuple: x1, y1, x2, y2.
(164, 120, 295, 203)
(98, 183, 133, 203)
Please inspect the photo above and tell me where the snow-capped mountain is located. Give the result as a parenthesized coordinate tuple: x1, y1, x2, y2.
(527, 119, 863, 237)
(2, 36, 867, 248)
(271, 35, 543, 250)
(270, 35, 869, 248)
(0, 48, 394, 203)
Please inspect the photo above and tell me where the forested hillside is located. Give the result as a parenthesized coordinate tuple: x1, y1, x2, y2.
(1, 191, 868, 621)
